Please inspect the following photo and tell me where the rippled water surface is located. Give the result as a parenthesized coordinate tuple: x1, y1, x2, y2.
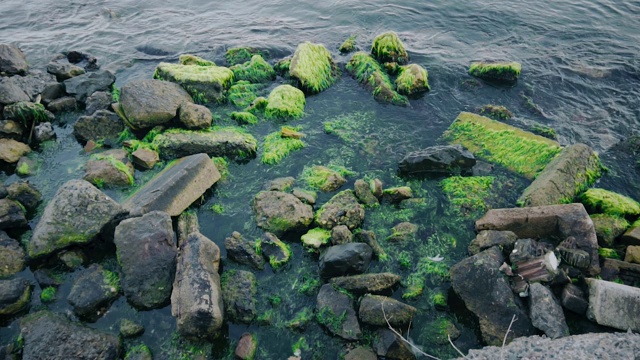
(1, 0, 640, 359)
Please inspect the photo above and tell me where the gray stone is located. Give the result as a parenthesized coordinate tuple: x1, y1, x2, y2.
(382, 186, 412, 203)
(67, 264, 119, 321)
(118, 79, 193, 130)
(171, 212, 224, 339)
(83, 149, 134, 188)
(586, 278, 640, 331)
(28, 179, 126, 258)
(373, 329, 416, 360)
(224, 231, 264, 270)
(0, 80, 29, 105)
(84, 91, 112, 115)
(265, 177, 294, 192)
(0, 138, 30, 164)
(518, 144, 603, 207)
(0, 278, 31, 316)
(0, 120, 24, 140)
(315, 190, 365, 230)
(39, 83, 65, 105)
(235, 333, 257, 360)
(46, 96, 77, 113)
(509, 238, 552, 264)
(0, 231, 25, 278)
(115, 211, 176, 309)
(6, 180, 41, 211)
(46, 60, 85, 81)
(476, 203, 600, 276)
(153, 129, 257, 161)
(591, 214, 629, 247)
(33, 122, 55, 143)
(73, 110, 125, 145)
(7, 71, 57, 101)
(0, 199, 26, 230)
(221, 270, 256, 323)
(469, 230, 517, 255)
(622, 224, 640, 246)
(450, 247, 535, 346)
(253, 190, 313, 235)
(331, 225, 353, 245)
(131, 148, 159, 170)
(561, 283, 588, 315)
(330, 272, 400, 295)
(119, 319, 144, 338)
(354, 179, 378, 207)
(20, 311, 121, 360)
(358, 294, 416, 328)
(63, 70, 115, 102)
(398, 144, 476, 176)
(292, 187, 316, 205)
(316, 284, 361, 340)
(344, 346, 377, 360)
(178, 102, 212, 130)
(0, 45, 28, 75)
(601, 258, 640, 285)
(528, 283, 569, 339)
(319, 243, 372, 278)
(123, 153, 220, 217)
(371, 178, 383, 198)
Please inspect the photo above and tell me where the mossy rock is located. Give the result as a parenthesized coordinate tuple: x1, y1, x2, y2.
(154, 62, 234, 104)
(580, 188, 640, 217)
(345, 52, 408, 106)
(395, 64, 430, 95)
(478, 104, 513, 120)
(301, 228, 331, 248)
(261, 127, 305, 165)
(179, 54, 215, 66)
(152, 127, 258, 161)
(469, 61, 521, 84)
(264, 85, 305, 119)
(339, 35, 357, 54)
(228, 81, 264, 108)
(299, 165, 348, 192)
(441, 176, 495, 215)
(253, 191, 314, 236)
(230, 55, 276, 84)
(274, 57, 291, 77)
(289, 42, 338, 94)
(371, 31, 409, 64)
(315, 190, 365, 230)
(443, 112, 561, 179)
(420, 317, 461, 345)
(231, 111, 258, 125)
(225, 47, 268, 66)
(221, 270, 257, 323)
(591, 214, 629, 247)
(260, 232, 291, 270)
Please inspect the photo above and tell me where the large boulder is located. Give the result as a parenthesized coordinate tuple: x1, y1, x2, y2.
(0, 138, 30, 164)
(73, 110, 125, 145)
(253, 191, 313, 235)
(0, 199, 27, 230)
(289, 42, 337, 94)
(0, 231, 25, 277)
(67, 264, 119, 321)
(28, 179, 126, 258)
(398, 145, 476, 177)
(319, 243, 372, 278)
(123, 153, 220, 217)
(154, 62, 233, 104)
(171, 212, 224, 339)
(586, 278, 640, 332)
(63, 70, 115, 102)
(114, 211, 177, 309)
(0, 44, 28, 75)
(528, 283, 569, 339)
(315, 190, 365, 230)
(0, 278, 31, 316)
(316, 284, 361, 340)
(518, 144, 604, 207)
(221, 270, 257, 323)
(20, 311, 121, 360)
(450, 247, 535, 346)
(152, 128, 257, 160)
(475, 203, 600, 276)
(358, 294, 416, 328)
(330, 273, 400, 295)
(118, 79, 193, 130)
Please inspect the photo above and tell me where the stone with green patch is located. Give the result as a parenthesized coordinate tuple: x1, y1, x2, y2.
(315, 190, 365, 230)
(152, 127, 258, 160)
(154, 62, 234, 104)
(299, 165, 350, 192)
(261, 127, 305, 165)
(264, 85, 306, 119)
(301, 227, 331, 248)
(469, 61, 522, 84)
(289, 42, 338, 94)
(580, 188, 640, 217)
(226, 47, 268, 66)
(345, 52, 408, 106)
(179, 54, 215, 66)
(371, 31, 409, 64)
(395, 63, 430, 95)
(591, 214, 629, 247)
(339, 35, 357, 53)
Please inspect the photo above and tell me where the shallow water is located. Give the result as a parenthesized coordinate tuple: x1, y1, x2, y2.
(1, 0, 640, 359)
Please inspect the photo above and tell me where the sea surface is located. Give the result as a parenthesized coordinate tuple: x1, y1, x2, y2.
(1, 0, 639, 359)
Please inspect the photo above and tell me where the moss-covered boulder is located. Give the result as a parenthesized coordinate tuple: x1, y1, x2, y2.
(345, 52, 408, 106)
(230, 55, 276, 84)
(253, 191, 314, 235)
(591, 214, 629, 247)
(84, 149, 135, 188)
(273, 57, 291, 77)
(580, 188, 640, 217)
(179, 54, 215, 66)
(469, 61, 522, 84)
(154, 62, 234, 104)
(339, 35, 357, 54)
(301, 227, 331, 248)
(221, 270, 257, 323)
(371, 31, 409, 64)
(315, 190, 365, 230)
(395, 64, 430, 95)
(354, 179, 379, 207)
(6, 180, 41, 212)
(289, 42, 338, 94)
(152, 127, 257, 160)
(261, 127, 305, 165)
(226, 47, 268, 66)
(444, 112, 561, 179)
(231, 111, 258, 125)
(264, 85, 306, 119)
(300, 165, 347, 192)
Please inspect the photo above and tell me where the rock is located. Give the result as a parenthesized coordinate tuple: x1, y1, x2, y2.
(358, 294, 416, 328)
(468, 230, 517, 255)
(354, 179, 378, 207)
(301, 228, 331, 248)
(518, 144, 604, 207)
(46, 60, 85, 81)
(20, 311, 120, 360)
(528, 283, 569, 339)
(0, 231, 25, 277)
(235, 333, 257, 360)
(386, 222, 418, 242)
(253, 191, 313, 235)
(131, 148, 159, 170)
(586, 278, 640, 331)
(57, 249, 86, 269)
(73, 110, 125, 144)
(16, 156, 35, 177)
(84, 91, 112, 115)
(154, 62, 233, 104)
(8, 71, 58, 102)
(625, 246, 640, 263)
(124, 344, 152, 360)
(0, 185, 6, 198)
(330, 273, 400, 295)
(178, 102, 212, 130)
(0, 138, 30, 164)
(591, 214, 628, 247)
(224, 231, 264, 270)
(119, 319, 144, 338)
(344, 346, 377, 360)
(356, 229, 387, 260)
(289, 42, 337, 94)
(476, 203, 600, 276)
(0, 120, 24, 140)
(63, 70, 115, 102)
(65, 51, 99, 71)
(3, 101, 52, 125)
(509, 238, 552, 264)
(450, 247, 535, 346)
(123, 153, 220, 216)
(230, 54, 276, 84)
(580, 188, 640, 217)
(83, 149, 134, 187)
(382, 187, 412, 203)
(601, 258, 640, 285)
(226, 47, 268, 66)
(118, 79, 193, 130)
(265, 177, 295, 192)
(561, 283, 588, 315)
(0, 278, 31, 315)
(221, 270, 257, 323)
(331, 225, 353, 245)
(0, 199, 26, 230)
(468, 61, 522, 84)
(67, 264, 119, 321)
(114, 211, 177, 309)
(0, 44, 28, 75)
(514, 251, 560, 283)
(371, 178, 383, 198)
(398, 145, 476, 177)
(171, 212, 224, 339)
(6, 180, 41, 211)
(459, 332, 640, 360)
(316, 284, 361, 340)
(420, 317, 461, 346)
(0, 80, 29, 105)
(622, 223, 640, 246)
(301, 165, 346, 192)
(39, 83, 65, 105)
(371, 31, 409, 64)
(264, 84, 306, 119)
(395, 64, 430, 95)
(373, 328, 416, 360)
(152, 128, 257, 160)
(33, 122, 55, 143)
(319, 243, 372, 278)
(46, 96, 77, 113)
(315, 190, 365, 230)
(259, 232, 291, 270)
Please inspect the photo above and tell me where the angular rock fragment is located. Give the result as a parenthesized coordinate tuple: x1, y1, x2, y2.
(316, 284, 361, 340)
(399, 144, 476, 177)
(358, 294, 416, 328)
(586, 278, 640, 332)
(319, 243, 372, 278)
(152, 128, 257, 160)
(118, 79, 193, 129)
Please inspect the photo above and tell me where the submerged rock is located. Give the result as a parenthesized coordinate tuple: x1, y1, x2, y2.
(346, 52, 408, 106)
(63, 70, 115, 102)
(300, 165, 347, 192)
(154, 62, 233, 104)
(315, 190, 365, 230)
(225, 231, 264, 270)
(119, 319, 144, 338)
(0, 44, 28, 75)
(73, 110, 125, 145)
(0, 231, 25, 277)
(260, 232, 291, 270)
(395, 64, 430, 95)
(221, 270, 257, 323)
(469, 61, 522, 84)
(358, 294, 416, 328)
(235, 333, 258, 360)
(353, 179, 378, 207)
(253, 190, 313, 235)
(330, 272, 400, 295)
(153, 128, 257, 160)
(289, 42, 338, 94)
(316, 284, 361, 340)
(398, 144, 476, 177)
(319, 242, 372, 278)
(67, 264, 120, 321)
(382, 186, 412, 203)
(0, 278, 31, 316)
(230, 54, 276, 84)
(371, 31, 409, 65)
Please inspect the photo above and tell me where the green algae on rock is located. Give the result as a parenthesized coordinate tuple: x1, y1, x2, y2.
(228, 80, 265, 108)
(225, 47, 268, 66)
(230, 55, 276, 84)
(345, 52, 408, 106)
(231, 111, 258, 125)
(152, 127, 258, 160)
(371, 31, 409, 64)
(246, 96, 269, 115)
(264, 85, 306, 119)
(395, 64, 430, 95)
(274, 57, 291, 77)
(339, 35, 357, 53)
(154, 62, 234, 104)
(478, 104, 513, 120)
(178, 54, 215, 66)
(441, 176, 495, 215)
(580, 188, 640, 217)
(591, 214, 629, 247)
(261, 127, 305, 165)
(301, 227, 331, 248)
(299, 165, 350, 192)
(444, 112, 561, 179)
(289, 42, 338, 94)
(469, 61, 522, 84)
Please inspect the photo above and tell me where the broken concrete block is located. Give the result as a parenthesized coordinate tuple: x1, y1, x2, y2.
(586, 278, 640, 332)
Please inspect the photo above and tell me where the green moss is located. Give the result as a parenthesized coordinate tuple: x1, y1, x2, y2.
(339, 35, 357, 53)
(289, 42, 338, 94)
(469, 61, 522, 83)
(478, 105, 513, 120)
(441, 176, 495, 215)
(103, 269, 120, 292)
(210, 204, 224, 214)
(598, 248, 620, 259)
(211, 157, 229, 179)
(316, 306, 347, 334)
(301, 228, 331, 248)
(299, 165, 352, 192)
(580, 188, 640, 217)
(90, 154, 134, 185)
(16, 161, 30, 176)
(432, 291, 447, 309)
(154, 62, 234, 104)
(345, 52, 408, 106)
(395, 64, 430, 95)
(531, 124, 558, 140)
(261, 127, 305, 165)
(266, 216, 298, 235)
(297, 276, 320, 296)
(397, 251, 412, 268)
(264, 85, 306, 119)
(111, 84, 120, 103)
(274, 58, 291, 77)
(246, 96, 269, 115)
(292, 337, 311, 355)
(443, 112, 561, 179)
(403, 258, 450, 300)
(228, 81, 264, 108)
(268, 240, 291, 270)
(371, 31, 409, 64)
(125, 343, 152, 360)
(40, 286, 56, 303)
(179, 54, 215, 66)
(231, 111, 258, 125)
(226, 47, 267, 66)
(286, 307, 314, 330)
(230, 55, 276, 84)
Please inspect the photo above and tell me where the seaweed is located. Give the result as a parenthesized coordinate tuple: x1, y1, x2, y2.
(225, 47, 268, 66)
(580, 188, 640, 217)
(231, 111, 258, 125)
(289, 42, 338, 94)
(299, 165, 352, 192)
(228, 81, 264, 108)
(339, 35, 357, 53)
(371, 31, 409, 64)
(179, 54, 215, 66)
(441, 176, 495, 216)
(261, 127, 305, 165)
(469, 61, 522, 83)
(230, 55, 276, 84)
(395, 64, 430, 95)
(264, 85, 306, 119)
(40, 286, 56, 303)
(301, 228, 331, 248)
(345, 52, 408, 106)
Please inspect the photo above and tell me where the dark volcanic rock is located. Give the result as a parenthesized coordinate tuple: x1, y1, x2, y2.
(67, 264, 119, 321)
(221, 270, 257, 323)
(319, 243, 372, 278)
(63, 70, 115, 102)
(316, 284, 361, 340)
(0, 44, 28, 75)
(398, 144, 476, 176)
(253, 190, 313, 235)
